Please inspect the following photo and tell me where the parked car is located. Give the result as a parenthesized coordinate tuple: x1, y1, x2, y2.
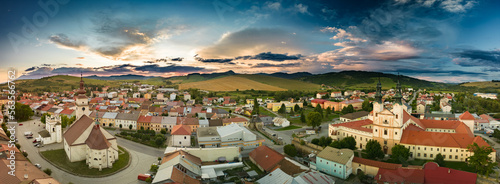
(138, 174, 151, 181)
(278, 137, 283, 140)
(26, 136, 33, 139)
(272, 133, 277, 137)
(34, 164, 41, 169)
(18, 124, 23, 126)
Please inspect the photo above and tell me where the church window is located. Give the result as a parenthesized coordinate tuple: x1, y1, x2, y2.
(384, 129, 387, 135)
(456, 149, 458, 152)
(82, 107, 85, 111)
(384, 120, 388, 124)
(444, 149, 446, 152)
(375, 129, 377, 132)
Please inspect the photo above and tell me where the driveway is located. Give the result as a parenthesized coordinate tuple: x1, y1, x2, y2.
(16, 117, 164, 184)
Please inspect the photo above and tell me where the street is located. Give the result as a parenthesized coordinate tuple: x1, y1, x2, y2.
(15, 118, 164, 184)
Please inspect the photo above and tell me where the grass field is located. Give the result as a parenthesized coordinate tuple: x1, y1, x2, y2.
(238, 74, 321, 91)
(259, 107, 277, 117)
(276, 125, 302, 131)
(41, 146, 129, 176)
(179, 76, 287, 91)
(5, 75, 118, 91)
(461, 81, 500, 88)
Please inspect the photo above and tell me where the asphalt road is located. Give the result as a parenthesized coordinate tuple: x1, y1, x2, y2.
(15, 117, 164, 184)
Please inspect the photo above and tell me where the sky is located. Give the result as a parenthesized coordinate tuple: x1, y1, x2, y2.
(0, 0, 499, 83)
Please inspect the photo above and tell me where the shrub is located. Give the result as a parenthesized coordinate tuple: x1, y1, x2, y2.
(43, 168, 52, 176)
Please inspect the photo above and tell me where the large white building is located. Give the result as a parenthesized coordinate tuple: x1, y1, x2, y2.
(63, 76, 119, 171)
(216, 124, 262, 150)
(329, 78, 495, 162)
(37, 115, 62, 145)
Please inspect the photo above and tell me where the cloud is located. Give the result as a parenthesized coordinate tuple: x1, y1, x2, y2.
(76, 57, 85, 59)
(235, 52, 303, 61)
(48, 11, 187, 61)
(19, 64, 209, 80)
(252, 63, 301, 68)
(440, 0, 476, 13)
(196, 28, 304, 59)
(196, 58, 234, 63)
(452, 49, 500, 67)
(291, 4, 312, 15)
(49, 34, 87, 50)
(265, 2, 281, 10)
(170, 57, 183, 62)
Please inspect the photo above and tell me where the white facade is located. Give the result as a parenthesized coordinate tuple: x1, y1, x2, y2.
(216, 124, 259, 149)
(172, 134, 191, 147)
(40, 115, 62, 144)
(170, 93, 177, 101)
(273, 117, 290, 127)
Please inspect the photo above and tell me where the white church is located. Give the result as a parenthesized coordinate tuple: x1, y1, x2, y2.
(37, 115, 62, 144)
(62, 75, 119, 170)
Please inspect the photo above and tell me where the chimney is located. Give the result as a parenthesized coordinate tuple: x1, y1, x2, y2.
(448, 169, 450, 173)
(379, 174, 381, 180)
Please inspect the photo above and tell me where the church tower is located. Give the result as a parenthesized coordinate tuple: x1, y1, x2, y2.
(392, 75, 404, 128)
(373, 77, 384, 113)
(75, 73, 90, 120)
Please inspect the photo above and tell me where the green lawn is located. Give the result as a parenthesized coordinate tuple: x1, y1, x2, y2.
(243, 158, 264, 175)
(41, 146, 130, 176)
(284, 107, 340, 125)
(276, 125, 302, 131)
(259, 107, 277, 117)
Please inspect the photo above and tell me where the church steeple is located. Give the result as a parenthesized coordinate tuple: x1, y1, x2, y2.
(394, 73, 403, 105)
(375, 76, 383, 103)
(78, 72, 86, 95)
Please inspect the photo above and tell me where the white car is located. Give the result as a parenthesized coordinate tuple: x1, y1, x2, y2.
(35, 164, 41, 169)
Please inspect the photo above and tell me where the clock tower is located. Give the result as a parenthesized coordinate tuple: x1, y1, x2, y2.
(75, 74, 90, 120)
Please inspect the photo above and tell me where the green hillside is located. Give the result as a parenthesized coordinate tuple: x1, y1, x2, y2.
(6, 75, 117, 92)
(237, 74, 321, 91)
(299, 71, 449, 90)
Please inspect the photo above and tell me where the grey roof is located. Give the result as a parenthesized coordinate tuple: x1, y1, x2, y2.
(161, 117, 177, 125)
(116, 113, 140, 121)
(102, 112, 118, 119)
(197, 127, 219, 137)
(317, 147, 353, 165)
(340, 111, 369, 120)
(257, 168, 293, 184)
(38, 130, 50, 138)
(47, 108, 59, 113)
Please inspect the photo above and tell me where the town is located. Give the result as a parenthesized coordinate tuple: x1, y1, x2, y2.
(1, 74, 500, 184)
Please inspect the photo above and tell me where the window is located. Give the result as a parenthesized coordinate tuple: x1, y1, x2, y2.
(431, 148, 433, 151)
(384, 129, 387, 135)
(424, 147, 426, 151)
(456, 149, 458, 152)
(430, 154, 433, 158)
(395, 131, 398, 135)
(384, 120, 388, 124)
(437, 148, 439, 151)
(444, 149, 446, 152)
(375, 129, 378, 132)
(449, 155, 452, 159)
(384, 140, 387, 145)
(360, 137, 362, 140)
(418, 147, 420, 150)
(184, 136, 186, 139)
(424, 153, 427, 157)
(455, 155, 458, 159)
(418, 153, 421, 157)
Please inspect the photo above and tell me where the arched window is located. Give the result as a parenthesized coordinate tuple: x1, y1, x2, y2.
(384, 129, 387, 135)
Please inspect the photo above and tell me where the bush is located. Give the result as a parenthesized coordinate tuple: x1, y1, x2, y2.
(311, 138, 319, 145)
(284, 144, 297, 157)
(300, 140, 305, 145)
(150, 164, 159, 172)
(43, 168, 52, 176)
(22, 151, 28, 157)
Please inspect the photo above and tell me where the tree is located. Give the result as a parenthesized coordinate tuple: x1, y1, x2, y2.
(150, 164, 159, 172)
(278, 103, 287, 114)
(493, 129, 500, 140)
(60, 115, 69, 128)
(434, 153, 445, 167)
(307, 112, 322, 129)
(365, 140, 384, 159)
(41, 113, 49, 124)
(330, 140, 342, 149)
(325, 107, 331, 115)
(311, 138, 319, 145)
(68, 116, 76, 126)
(129, 124, 133, 130)
(155, 137, 164, 147)
(303, 101, 308, 107)
(300, 111, 306, 123)
(284, 144, 297, 157)
(160, 129, 167, 134)
(14, 103, 34, 122)
(314, 104, 323, 117)
(391, 144, 410, 164)
(467, 143, 497, 177)
(362, 100, 373, 112)
(341, 136, 357, 150)
(43, 168, 52, 176)
(294, 104, 301, 112)
(253, 98, 260, 115)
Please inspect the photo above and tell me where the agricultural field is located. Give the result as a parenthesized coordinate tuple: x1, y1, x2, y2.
(179, 76, 287, 91)
(237, 74, 321, 91)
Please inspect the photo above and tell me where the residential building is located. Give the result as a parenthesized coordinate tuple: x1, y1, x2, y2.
(314, 147, 353, 179)
(273, 117, 290, 127)
(150, 116, 163, 132)
(331, 91, 342, 98)
(161, 117, 177, 133)
(115, 112, 140, 130)
(316, 92, 328, 99)
(137, 115, 152, 130)
(171, 125, 191, 147)
(101, 112, 118, 127)
(249, 145, 284, 173)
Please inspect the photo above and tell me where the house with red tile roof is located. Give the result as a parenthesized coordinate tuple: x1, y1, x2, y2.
(249, 145, 284, 173)
(328, 79, 495, 163)
(171, 125, 191, 147)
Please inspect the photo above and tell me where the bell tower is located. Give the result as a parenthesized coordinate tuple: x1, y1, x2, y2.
(373, 77, 384, 113)
(75, 73, 90, 120)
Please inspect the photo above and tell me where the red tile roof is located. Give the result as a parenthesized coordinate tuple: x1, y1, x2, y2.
(400, 129, 490, 149)
(405, 124, 425, 131)
(330, 119, 373, 133)
(352, 157, 401, 170)
(138, 115, 152, 123)
(423, 162, 477, 184)
(311, 99, 328, 104)
(85, 125, 111, 150)
(459, 111, 475, 120)
(171, 125, 191, 135)
(60, 109, 74, 115)
(249, 145, 285, 172)
(375, 167, 425, 184)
